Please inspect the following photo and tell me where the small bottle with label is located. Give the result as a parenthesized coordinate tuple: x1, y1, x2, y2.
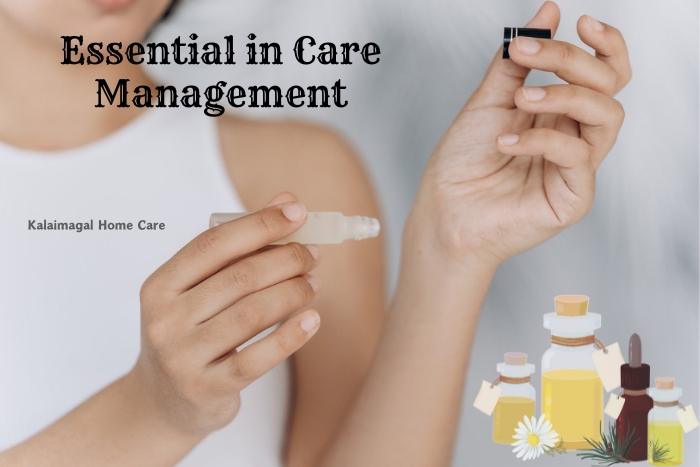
(541, 295, 604, 450)
(648, 377, 684, 466)
(617, 333, 653, 461)
(492, 352, 536, 444)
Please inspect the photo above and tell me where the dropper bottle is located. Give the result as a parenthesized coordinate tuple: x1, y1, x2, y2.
(209, 212, 380, 244)
(617, 333, 653, 461)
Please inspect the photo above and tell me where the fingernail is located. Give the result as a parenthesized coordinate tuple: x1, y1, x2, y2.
(515, 36, 541, 55)
(304, 275, 320, 294)
(300, 312, 320, 333)
(282, 203, 306, 222)
(522, 87, 547, 102)
(306, 244, 320, 261)
(498, 133, 520, 146)
(586, 15, 604, 32)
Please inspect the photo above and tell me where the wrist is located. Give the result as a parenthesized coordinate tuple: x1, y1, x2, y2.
(402, 199, 500, 279)
(122, 364, 207, 445)
(390, 204, 498, 343)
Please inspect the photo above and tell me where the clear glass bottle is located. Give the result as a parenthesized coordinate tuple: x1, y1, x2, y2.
(209, 212, 380, 244)
(541, 295, 603, 450)
(648, 377, 683, 466)
(492, 352, 536, 444)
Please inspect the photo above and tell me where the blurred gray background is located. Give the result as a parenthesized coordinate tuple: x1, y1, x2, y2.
(149, 0, 699, 465)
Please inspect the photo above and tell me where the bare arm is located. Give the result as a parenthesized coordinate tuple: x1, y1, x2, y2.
(0, 374, 202, 466)
(321, 229, 496, 466)
(320, 3, 630, 465)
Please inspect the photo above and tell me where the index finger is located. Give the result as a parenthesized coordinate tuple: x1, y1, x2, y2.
(151, 203, 308, 294)
(466, 1, 560, 110)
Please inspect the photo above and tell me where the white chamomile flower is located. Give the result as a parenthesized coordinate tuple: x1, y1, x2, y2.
(511, 414, 560, 461)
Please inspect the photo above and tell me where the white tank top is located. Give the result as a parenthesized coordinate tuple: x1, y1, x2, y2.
(0, 109, 290, 466)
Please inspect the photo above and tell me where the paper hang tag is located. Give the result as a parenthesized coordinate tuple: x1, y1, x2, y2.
(604, 393, 625, 419)
(591, 342, 625, 392)
(677, 405, 700, 433)
(473, 380, 501, 416)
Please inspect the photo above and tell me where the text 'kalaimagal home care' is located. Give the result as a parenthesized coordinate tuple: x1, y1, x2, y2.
(61, 34, 381, 116)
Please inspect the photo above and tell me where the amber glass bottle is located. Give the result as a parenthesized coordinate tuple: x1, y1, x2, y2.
(616, 334, 653, 461)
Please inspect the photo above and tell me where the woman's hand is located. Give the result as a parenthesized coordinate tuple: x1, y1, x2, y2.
(130, 197, 322, 437)
(410, 1, 631, 269)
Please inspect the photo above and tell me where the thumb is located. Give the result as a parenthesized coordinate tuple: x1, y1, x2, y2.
(466, 1, 560, 110)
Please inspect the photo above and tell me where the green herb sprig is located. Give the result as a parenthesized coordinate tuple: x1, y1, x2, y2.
(648, 437, 673, 464)
(543, 439, 567, 457)
(576, 422, 639, 465)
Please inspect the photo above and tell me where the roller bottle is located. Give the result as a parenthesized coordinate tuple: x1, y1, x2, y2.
(209, 212, 380, 244)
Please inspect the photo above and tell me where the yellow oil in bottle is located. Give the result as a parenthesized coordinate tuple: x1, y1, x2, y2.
(648, 421, 683, 466)
(542, 369, 603, 450)
(492, 397, 536, 444)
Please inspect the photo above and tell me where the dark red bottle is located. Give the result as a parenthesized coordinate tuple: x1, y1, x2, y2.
(616, 333, 653, 462)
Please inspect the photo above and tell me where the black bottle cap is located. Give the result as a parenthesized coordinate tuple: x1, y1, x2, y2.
(621, 363, 651, 390)
(503, 27, 552, 59)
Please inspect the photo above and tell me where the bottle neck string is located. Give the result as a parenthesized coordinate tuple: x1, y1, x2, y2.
(622, 388, 647, 396)
(551, 334, 595, 347)
(491, 376, 530, 387)
(654, 400, 686, 410)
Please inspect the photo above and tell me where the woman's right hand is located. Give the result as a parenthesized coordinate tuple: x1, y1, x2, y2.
(129, 199, 321, 437)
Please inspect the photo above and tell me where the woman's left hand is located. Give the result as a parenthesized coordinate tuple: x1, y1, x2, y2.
(410, 2, 631, 270)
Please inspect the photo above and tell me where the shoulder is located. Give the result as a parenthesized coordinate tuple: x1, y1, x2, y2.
(216, 115, 378, 214)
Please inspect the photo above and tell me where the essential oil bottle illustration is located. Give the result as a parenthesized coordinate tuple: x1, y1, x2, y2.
(648, 377, 684, 466)
(541, 295, 604, 450)
(617, 333, 653, 461)
(492, 352, 536, 444)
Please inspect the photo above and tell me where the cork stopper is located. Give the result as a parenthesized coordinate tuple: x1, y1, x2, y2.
(504, 352, 527, 365)
(554, 295, 589, 317)
(656, 377, 675, 390)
